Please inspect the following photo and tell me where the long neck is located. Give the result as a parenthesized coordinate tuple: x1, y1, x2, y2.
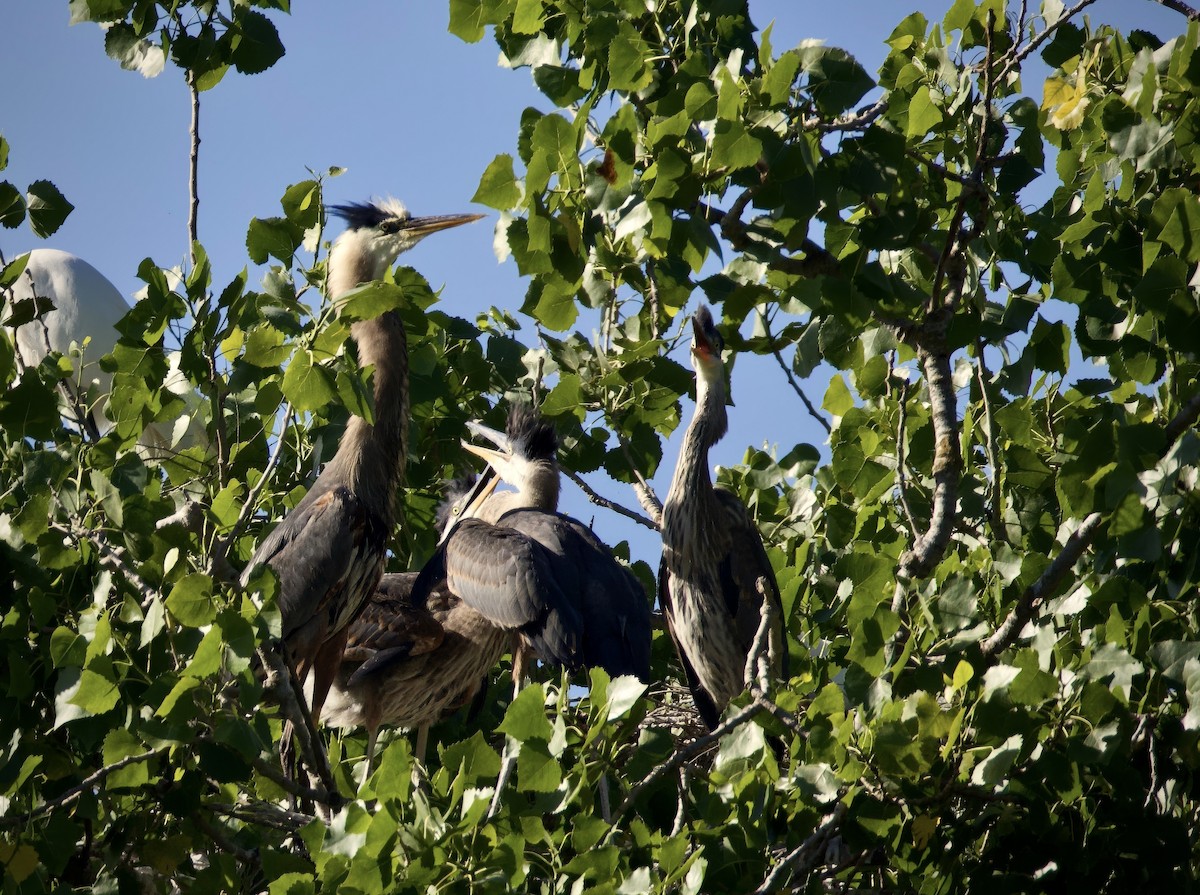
(478, 460, 559, 523)
(319, 234, 409, 525)
(666, 366, 727, 506)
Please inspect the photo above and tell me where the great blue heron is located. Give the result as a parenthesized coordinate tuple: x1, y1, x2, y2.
(6, 248, 206, 453)
(240, 198, 483, 731)
(321, 405, 652, 774)
(659, 305, 788, 729)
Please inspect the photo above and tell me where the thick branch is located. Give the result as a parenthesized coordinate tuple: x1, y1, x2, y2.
(898, 350, 961, 579)
(696, 201, 840, 279)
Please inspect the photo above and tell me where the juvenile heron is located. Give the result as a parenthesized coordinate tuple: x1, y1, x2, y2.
(659, 305, 788, 729)
(322, 406, 652, 772)
(241, 198, 483, 731)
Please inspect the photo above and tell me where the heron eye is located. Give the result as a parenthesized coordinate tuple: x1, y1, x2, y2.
(380, 219, 401, 234)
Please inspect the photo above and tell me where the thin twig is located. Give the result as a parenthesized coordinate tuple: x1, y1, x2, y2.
(210, 402, 294, 575)
(752, 802, 849, 894)
(187, 71, 200, 264)
(51, 520, 159, 609)
(564, 468, 659, 531)
(895, 376, 919, 538)
(981, 390, 1200, 658)
(757, 307, 831, 434)
(611, 700, 765, 824)
(0, 747, 168, 827)
(1000, 0, 1100, 76)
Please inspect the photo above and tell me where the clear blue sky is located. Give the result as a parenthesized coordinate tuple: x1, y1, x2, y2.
(0, 1, 1186, 569)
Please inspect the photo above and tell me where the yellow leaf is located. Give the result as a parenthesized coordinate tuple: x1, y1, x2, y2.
(1043, 70, 1090, 131)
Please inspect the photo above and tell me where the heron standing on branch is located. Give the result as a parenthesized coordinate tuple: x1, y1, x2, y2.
(241, 199, 483, 734)
(659, 305, 788, 729)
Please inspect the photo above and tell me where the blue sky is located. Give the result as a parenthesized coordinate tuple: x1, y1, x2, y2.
(0, 1, 1187, 569)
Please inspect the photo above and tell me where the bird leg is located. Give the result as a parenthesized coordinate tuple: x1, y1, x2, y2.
(261, 645, 342, 812)
(411, 725, 430, 792)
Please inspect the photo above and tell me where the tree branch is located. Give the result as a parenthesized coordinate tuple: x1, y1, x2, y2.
(0, 747, 168, 828)
(695, 201, 840, 279)
(611, 700, 765, 824)
(563, 468, 660, 531)
(187, 71, 200, 264)
(981, 390, 1200, 658)
(1154, 0, 1200, 19)
(757, 307, 831, 434)
(898, 349, 961, 579)
(752, 802, 849, 894)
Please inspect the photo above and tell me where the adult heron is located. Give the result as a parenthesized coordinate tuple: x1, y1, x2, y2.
(321, 405, 652, 773)
(659, 305, 788, 729)
(241, 198, 483, 731)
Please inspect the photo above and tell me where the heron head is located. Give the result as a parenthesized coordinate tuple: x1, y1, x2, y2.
(460, 405, 559, 509)
(328, 198, 484, 292)
(690, 305, 725, 377)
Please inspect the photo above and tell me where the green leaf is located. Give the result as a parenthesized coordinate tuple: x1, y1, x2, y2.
(50, 626, 87, 668)
(336, 281, 409, 322)
(246, 216, 301, 265)
(281, 349, 337, 412)
(0, 181, 25, 228)
(905, 87, 944, 138)
(165, 573, 216, 627)
(25, 180, 73, 237)
(604, 674, 647, 722)
(711, 121, 763, 171)
(516, 739, 561, 792)
(103, 22, 164, 76)
(230, 10, 286, 75)
(608, 22, 653, 92)
(70, 668, 121, 714)
(473, 154, 522, 209)
(449, 0, 490, 42)
(497, 683, 552, 742)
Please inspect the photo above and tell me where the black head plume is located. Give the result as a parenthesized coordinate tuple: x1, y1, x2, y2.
(505, 404, 558, 462)
(329, 199, 409, 231)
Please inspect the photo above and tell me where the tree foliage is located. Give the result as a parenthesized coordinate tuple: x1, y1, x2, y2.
(3, 0, 1200, 891)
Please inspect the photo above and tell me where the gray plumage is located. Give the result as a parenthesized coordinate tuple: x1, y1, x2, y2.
(241, 198, 482, 725)
(659, 305, 789, 729)
(322, 407, 653, 764)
